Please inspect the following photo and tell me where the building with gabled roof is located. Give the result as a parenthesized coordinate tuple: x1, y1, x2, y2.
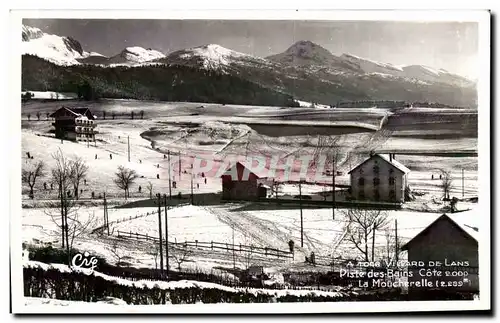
(49, 107, 98, 141)
(220, 161, 270, 201)
(348, 153, 410, 203)
(401, 213, 479, 298)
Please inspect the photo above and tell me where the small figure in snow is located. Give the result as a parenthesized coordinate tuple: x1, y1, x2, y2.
(43, 182, 47, 190)
(157, 164, 159, 168)
(157, 174, 160, 179)
(197, 183, 199, 189)
(431, 174, 434, 180)
(50, 183, 53, 190)
(110, 154, 112, 160)
(439, 174, 442, 180)
(95, 154, 97, 159)
(138, 186, 142, 193)
(164, 154, 166, 159)
(204, 178, 207, 184)
(139, 160, 142, 164)
(91, 192, 95, 199)
(173, 181, 177, 189)
(201, 172, 205, 178)
(80, 189, 83, 196)
(84, 179, 87, 185)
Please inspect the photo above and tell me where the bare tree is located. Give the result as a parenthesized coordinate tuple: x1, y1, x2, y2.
(343, 209, 389, 262)
(240, 234, 255, 270)
(271, 181, 282, 199)
(47, 209, 97, 251)
(171, 243, 193, 271)
(147, 181, 154, 199)
(36, 111, 41, 121)
(109, 240, 128, 267)
(50, 149, 73, 255)
(148, 243, 161, 270)
(439, 169, 453, 200)
(113, 166, 139, 198)
(69, 157, 88, 200)
(22, 160, 45, 198)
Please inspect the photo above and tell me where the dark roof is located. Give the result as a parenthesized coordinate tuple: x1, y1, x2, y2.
(221, 161, 270, 179)
(49, 107, 95, 120)
(348, 153, 410, 175)
(401, 213, 478, 251)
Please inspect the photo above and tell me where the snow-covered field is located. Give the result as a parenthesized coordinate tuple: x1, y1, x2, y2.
(20, 99, 479, 275)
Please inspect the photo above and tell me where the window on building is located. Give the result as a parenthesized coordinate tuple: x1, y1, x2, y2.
(373, 177, 380, 186)
(373, 165, 380, 174)
(358, 177, 365, 186)
(389, 168, 394, 174)
(389, 190, 396, 201)
(389, 177, 395, 185)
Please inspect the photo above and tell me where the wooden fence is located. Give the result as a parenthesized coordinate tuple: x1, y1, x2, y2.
(116, 230, 293, 260)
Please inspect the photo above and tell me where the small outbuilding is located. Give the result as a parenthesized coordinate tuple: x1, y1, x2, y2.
(220, 161, 270, 201)
(401, 213, 479, 299)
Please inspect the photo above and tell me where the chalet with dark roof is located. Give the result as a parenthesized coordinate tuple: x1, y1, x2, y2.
(348, 153, 410, 203)
(49, 107, 97, 141)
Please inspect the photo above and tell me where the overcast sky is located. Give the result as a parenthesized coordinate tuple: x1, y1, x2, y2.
(23, 19, 478, 79)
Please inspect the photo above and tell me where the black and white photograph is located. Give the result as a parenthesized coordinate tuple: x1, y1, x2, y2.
(10, 9, 491, 314)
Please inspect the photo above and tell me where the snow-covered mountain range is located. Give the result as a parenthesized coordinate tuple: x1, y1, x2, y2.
(21, 25, 477, 107)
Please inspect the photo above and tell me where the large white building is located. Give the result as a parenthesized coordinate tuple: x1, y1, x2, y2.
(348, 153, 410, 203)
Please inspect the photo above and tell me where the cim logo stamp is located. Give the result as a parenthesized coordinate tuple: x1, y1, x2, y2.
(71, 251, 98, 274)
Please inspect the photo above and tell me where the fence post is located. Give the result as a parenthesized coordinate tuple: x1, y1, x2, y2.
(146, 233, 148, 240)
(240, 244, 242, 251)
(265, 247, 268, 256)
(211, 241, 213, 250)
(136, 232, 138, 239)
(195, 240, 198, 248)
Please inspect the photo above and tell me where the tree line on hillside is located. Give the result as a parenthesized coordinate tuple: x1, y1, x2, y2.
(21, 55, 300, 107)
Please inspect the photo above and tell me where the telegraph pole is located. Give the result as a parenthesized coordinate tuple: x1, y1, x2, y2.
(190, 168, 194, 205)
(371, 223, 376, 262)
(179, 151, 181, 179)
(163, 194, 169, 279)
(168, 151, 172, 199)
(157, 194, 164, 277)
(127, 136, 130, 162)
(332, 157, 336, 220)
(395, 219, 398, 263)
(299, 180, 303, 248)
(462, 168, 465, 198)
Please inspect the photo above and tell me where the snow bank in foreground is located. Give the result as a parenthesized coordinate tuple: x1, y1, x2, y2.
(25, 297, 128, 306)
(24, 260, 346, 299)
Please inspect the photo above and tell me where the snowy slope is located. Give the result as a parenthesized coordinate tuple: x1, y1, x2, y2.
(340, 53, 404, 76)
(22, 25, 96, 65)
(106, 47, 165, 65)
(157, 44, 270, 72)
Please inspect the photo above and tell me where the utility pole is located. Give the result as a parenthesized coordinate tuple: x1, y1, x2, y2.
(395, 219, 398, 263)
(232, 227, 236, 269)
(163, 194, 169, 279)
(462, 168, 465, 198)
(104, 192, 109, 235)
(127, 136, 130, 162)
(179, 151, 181, 179)
(371, 223, 376, 262)
(299, 180, 303, 248)
(157, 194, 164, 277)
(332, 157, 336, 220)
(168, 151, 172, 199)
(190, 168, 194, 205)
